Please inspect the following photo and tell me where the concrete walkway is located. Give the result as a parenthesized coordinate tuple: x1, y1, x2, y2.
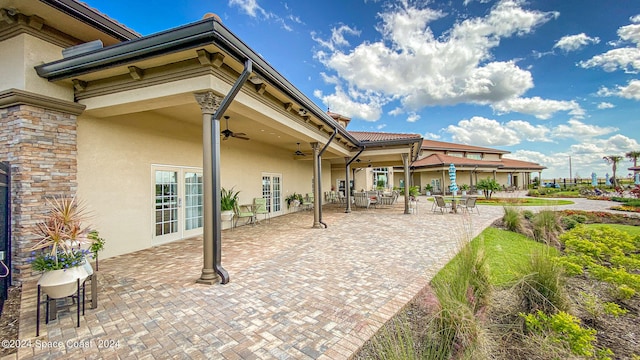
(11, 195, 632, 359)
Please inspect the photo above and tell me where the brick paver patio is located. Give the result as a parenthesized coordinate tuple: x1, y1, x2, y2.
(10, 195, 629, 359)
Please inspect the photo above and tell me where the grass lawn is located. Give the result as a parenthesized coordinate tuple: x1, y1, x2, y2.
(585, 223, 640, 236)
(433, 227, 557, 287)
(476, 197, 574, 206)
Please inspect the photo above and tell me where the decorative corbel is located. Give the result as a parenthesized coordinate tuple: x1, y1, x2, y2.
(128, 66, 144, 80)
(72, 79, 87, 92)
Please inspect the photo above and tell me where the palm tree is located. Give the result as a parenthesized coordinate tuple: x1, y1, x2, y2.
(626, 150, 640, 175)
(603, 155, 623, 187)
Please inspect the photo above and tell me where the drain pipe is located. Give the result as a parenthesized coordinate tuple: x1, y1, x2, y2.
(197, 58, 252, 285)
(344, 147, 365, 213)
(315, 127, 338, 228)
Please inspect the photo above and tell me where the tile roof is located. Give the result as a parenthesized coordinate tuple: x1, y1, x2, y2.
(412, 153, 503, 168)
(349, 131, 422, 142)
(421, 139, 509, 154)
(411, 153, 546, 170)
(500, 157, 546, 170)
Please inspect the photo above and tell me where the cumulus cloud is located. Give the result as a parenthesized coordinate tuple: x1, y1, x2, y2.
(314, 0, 559, 118)
(597, 79, 640, 100)
(424, 132, 441, 140)
(551, 119, 618, 139)
(312, 25, 361, 52)
(553, 33, 600, 52)
(446, 116, 521, 146)
(492, 97, 584, 119)
(505, 120, 551, 141)
(597, 102, 615, 109)
(313, 86, 384, 121)
(407, 113, 421, 122)
(579, 16, 640, 73)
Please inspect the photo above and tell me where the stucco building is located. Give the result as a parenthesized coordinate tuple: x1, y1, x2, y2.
(0, 0, 543, 287)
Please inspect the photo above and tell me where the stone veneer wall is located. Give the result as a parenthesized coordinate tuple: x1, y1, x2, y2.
(0, 103, 78, 284)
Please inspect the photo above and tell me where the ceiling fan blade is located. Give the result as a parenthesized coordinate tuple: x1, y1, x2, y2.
(234, 134, 250, 140)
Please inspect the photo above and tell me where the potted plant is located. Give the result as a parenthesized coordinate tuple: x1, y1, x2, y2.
(424, 184, 433, 196)
(220, 187, 239, 221)
(29, 197, 93, 299)
(285, 193, 304, 209)
(460, 184, 470, 196)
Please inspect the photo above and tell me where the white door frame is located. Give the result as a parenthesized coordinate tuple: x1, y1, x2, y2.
(152, 165, 203, 245)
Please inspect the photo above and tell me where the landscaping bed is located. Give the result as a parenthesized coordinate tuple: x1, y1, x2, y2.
(354, 210, 640, 359)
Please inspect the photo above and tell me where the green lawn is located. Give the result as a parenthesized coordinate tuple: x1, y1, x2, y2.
(434, 227, 557, 287)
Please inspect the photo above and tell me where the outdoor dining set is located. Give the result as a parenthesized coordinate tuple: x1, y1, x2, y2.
(431, 195, 479, 214)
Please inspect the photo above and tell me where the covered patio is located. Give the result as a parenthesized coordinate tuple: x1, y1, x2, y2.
(16, 201, 504, 359)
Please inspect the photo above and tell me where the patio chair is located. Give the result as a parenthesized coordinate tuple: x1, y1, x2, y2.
(302, 193, 314, 210)
(234, 204, 255, 227)
(353, 192, 371, 209)
(460, 196, 479, 214)
(433, 195, 452, 214)
(253, 198, 270, 223)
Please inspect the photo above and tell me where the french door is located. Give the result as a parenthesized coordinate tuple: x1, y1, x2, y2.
(261, 173, 283, 217)
(153, 166, 203, 245)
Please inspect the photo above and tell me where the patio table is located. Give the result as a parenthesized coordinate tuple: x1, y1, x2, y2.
(443, 196, 464, 213)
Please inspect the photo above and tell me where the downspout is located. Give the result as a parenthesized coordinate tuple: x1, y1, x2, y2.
(345, 147, 365, 213)
(199, 58, 252, 285)
(315, 127, 337, 228)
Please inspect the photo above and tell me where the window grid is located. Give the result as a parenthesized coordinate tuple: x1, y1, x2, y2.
(184, 172, 203, 231)
(155, 171, 178, 236)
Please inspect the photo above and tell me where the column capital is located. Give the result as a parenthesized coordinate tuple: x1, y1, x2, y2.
(194, 91, 223, 115)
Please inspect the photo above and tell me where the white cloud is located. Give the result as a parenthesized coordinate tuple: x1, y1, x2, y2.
(505, 120, 551, 141)
(228, 0, 296, 31)
(579, 17, 640, 73)
(424, 132, 441, 140)
(597, 79, 640, 100)
(492, 97, 584, 119)
(407, 113, 420, 123)
(551, 119, 618, 139)
(314, 86, 384, 121)
(312, 25, 361, 52)
(314, 0, 558, 117)
(446, 116, 521, 146)
(597, 102, 615, 109)
(376, 124, 387, 130)
(553, 33, 600, 52)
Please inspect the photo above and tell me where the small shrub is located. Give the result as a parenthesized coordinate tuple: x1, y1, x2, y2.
(514, 250, 569, 313)
(371, 316, 418, 360)
(602, 302, 628, 317)
(503, 206, 523, 233)
(522, 209, 535, 220)
(613, 284, 636, 300)
(521, 310, 599, 357)
(532, 210, 562, 244)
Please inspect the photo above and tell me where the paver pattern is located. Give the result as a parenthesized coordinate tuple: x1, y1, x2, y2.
(10, 194, 631, 359)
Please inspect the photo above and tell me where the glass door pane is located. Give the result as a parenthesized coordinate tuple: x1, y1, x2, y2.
(262, 173, 283, 216)
(155, 170, 178, 237)
(184, 171, 203, 232)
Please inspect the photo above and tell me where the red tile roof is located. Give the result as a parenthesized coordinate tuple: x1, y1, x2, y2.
(421, 139, 509, 154)
(412, 154, 503, 168)
(349, 131, 422, 142)
(500, 157, 546, 170)
(411, 153, 546, 170)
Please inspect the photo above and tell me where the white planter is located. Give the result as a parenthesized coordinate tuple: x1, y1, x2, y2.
(221, 210, 234, 221)
(38, 266, 89, 299)
(461, 190, 467, 196)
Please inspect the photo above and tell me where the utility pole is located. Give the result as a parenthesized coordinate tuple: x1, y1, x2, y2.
(569, 155, 572, 185)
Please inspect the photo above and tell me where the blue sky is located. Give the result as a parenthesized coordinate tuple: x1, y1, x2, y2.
(83, 0, 640, 179)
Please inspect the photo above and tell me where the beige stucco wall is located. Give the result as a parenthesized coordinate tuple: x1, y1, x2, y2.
(0, 33, 73, 100)
(77, 113, 324, 259)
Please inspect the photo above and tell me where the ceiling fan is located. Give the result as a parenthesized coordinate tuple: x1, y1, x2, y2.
(221, 116, 250, 141)
(293, 142, 308, 157)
